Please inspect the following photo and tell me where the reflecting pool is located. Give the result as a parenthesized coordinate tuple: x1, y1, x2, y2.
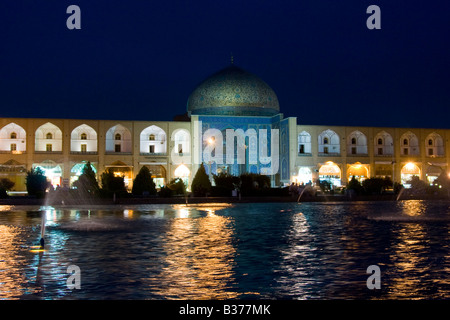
(0, 201, 449, 299)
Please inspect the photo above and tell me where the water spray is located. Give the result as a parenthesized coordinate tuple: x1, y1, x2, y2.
(39, 211, 46, 249)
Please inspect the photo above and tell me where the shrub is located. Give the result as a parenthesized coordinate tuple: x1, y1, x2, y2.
(159, 178, 186, 197)
(362, 177, 392, 195)
(239, 173, 270, 196)
(213, 172, 240, 196)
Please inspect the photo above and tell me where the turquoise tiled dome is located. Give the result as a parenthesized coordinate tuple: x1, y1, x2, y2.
(187, 65, 280, 116)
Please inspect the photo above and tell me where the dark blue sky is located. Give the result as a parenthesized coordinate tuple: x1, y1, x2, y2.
(0, 0, 449, 128)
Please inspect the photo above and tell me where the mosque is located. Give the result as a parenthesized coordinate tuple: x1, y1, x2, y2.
(0, 63, 448, 193)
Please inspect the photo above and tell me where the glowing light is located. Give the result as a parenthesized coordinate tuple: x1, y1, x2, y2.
(174, 164, 190, 178)
(207, 137, 215, 145)
(404, 162, 417, 171)
(123, 209, 133, 218)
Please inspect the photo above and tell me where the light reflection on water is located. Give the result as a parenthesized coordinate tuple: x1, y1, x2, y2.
(0, 200, 449, 300)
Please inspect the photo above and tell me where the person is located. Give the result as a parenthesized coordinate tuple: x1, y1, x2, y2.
(39, 237, 45, 249)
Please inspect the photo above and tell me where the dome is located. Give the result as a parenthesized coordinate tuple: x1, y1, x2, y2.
(187, 65, 280, 116)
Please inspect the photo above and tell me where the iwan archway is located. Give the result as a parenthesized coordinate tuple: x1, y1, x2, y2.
(401, 162, 421, 187)
(347, 162, 369, 182)
(318, 161, 341, 187)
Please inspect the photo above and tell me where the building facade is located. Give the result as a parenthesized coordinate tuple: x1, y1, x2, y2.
(0, 64, 448, 193)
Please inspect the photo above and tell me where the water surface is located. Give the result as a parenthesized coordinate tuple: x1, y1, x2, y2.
(0, 200, 449, 299)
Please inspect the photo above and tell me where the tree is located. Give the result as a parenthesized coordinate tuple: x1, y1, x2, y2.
(0, 178, 15, 198)
(26, 167, 50, 198)
(132, 166, 156, 196)
(101, 169, 127, 196)
(191, 163, 211, 196)
(73, 161, 99, 196)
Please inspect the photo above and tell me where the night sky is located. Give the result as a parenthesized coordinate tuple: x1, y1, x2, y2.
(0, 0, 449, 128)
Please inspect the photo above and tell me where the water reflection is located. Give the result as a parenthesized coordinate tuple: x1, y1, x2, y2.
(275, 212, 318, 298)
(148, 204, 238, 299)
(400, 200, 426, 217)
(0, 201, 449, 299)
(0, 225, 27, 299)
(387, 223, 431, 298)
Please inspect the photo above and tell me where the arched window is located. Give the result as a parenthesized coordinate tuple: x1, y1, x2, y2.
(35, 122, 63, 152)
(70, 124, 98, 153)
(172, 129, 191, 155)
(374, 131, 393, 156)
(0, 123, 27, 152)
(298, 131, 311, 154)
(140, 125, 167, 154)
(105, 124, 132, 153)
(318, 129, 340, 155)
(425, 132, 444, 157)
(400, 132, 419, 155)
(347, 131, 368, 155)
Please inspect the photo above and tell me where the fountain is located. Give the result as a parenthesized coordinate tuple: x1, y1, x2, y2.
(297, 185, 313, 202)
(396, 186, 405, 201)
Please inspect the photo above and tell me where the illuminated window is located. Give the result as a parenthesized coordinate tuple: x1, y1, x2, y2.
(10, 143, 16, 151)
(149, 134, 155, 141)
(81, 133, 87, 140)
(46, 132, 53, 139)
(115, 144, 121, 152)
(115, 133, 121, 140)
(46, 144, 52, 152)
(81, 144, 87, 152)
(10, 132, 17, 139)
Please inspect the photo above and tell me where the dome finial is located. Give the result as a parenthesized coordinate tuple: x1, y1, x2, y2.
(230, 52, 234, 65)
